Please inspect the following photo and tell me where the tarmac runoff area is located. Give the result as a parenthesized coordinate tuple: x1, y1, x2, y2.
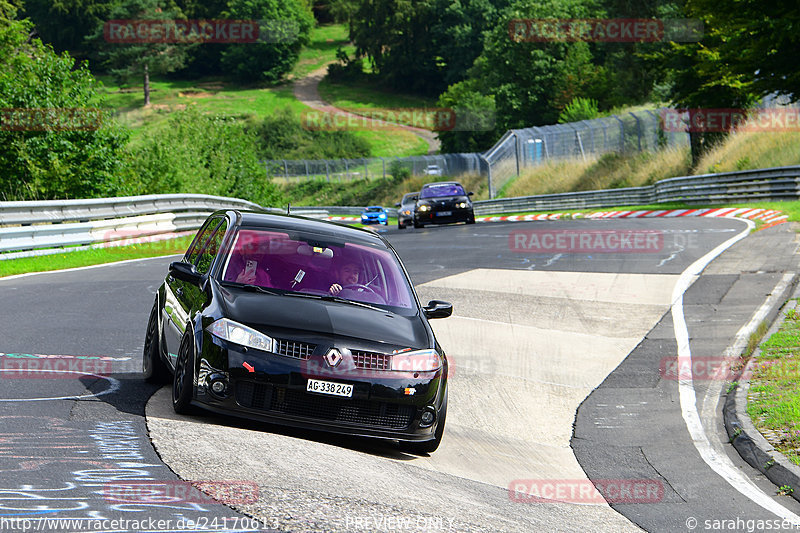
(146, 268, 683, 532)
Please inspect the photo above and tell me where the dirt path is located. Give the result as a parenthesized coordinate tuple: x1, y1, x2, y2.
(293, 64, 441, 155)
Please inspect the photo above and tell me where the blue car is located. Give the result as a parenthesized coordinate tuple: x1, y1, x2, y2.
(361, 206, 388, 225)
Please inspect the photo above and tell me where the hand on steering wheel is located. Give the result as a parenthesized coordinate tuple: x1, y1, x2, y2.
(341, 284, 386, 304)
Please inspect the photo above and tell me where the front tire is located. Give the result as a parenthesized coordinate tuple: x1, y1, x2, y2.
(143, 300, 170, 383)
(172, 331, 196, 414)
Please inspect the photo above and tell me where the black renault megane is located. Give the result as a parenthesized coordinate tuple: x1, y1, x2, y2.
(143, 210, 453, 453)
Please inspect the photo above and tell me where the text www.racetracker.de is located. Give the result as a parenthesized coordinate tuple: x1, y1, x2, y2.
(0, 516, 267, 532)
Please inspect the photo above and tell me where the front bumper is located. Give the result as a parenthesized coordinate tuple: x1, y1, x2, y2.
(415, 208, 473, 225)
(194, 337, 446, 442)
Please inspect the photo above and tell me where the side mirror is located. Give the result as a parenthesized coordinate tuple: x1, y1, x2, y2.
(395, 202, 401, 207)
(169, 261, 202, 285)
(467, 191, 474, 196)
(424, 300, 453, 319)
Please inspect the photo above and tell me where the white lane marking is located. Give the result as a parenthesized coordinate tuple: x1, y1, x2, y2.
(672, 218, 800, 524)
(0, 254, 182, 282)
(699, 272, 795, 477)
(0, 368, 120, 401)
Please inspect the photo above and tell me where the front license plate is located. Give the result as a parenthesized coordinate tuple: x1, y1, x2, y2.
(436, 211, 452, 216)
(306, 379, 353, 397)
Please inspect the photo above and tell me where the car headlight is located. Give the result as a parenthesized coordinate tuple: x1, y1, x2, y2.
(457, 202, 468, 209)
(391, 349, 441, 372)
(418, 204, 431, 212)
(402, 210, 411, 215)
(379, 213, 387, 219)
(208, 318, 273, 352)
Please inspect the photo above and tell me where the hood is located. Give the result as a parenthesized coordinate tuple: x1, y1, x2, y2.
(216, 285, 430, 348)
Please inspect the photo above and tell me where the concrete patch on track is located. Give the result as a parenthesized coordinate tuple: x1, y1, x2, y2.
(146, 268, 679, 531)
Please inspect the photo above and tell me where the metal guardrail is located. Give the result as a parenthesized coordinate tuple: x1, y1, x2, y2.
(473, 166, 800, 215)
(0, 194, 276, 258)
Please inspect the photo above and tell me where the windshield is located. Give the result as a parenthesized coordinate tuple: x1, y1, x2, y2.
(220, 228, 415, 311)
(366, 207, 383, 212)
(420, 183, 465, 198)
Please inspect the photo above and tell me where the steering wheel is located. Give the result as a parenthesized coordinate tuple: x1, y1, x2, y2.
(341, 284, 386, 304)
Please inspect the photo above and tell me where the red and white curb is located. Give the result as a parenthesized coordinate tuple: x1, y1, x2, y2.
(477, 208, 788, 229)
(325, 208, 788, 229)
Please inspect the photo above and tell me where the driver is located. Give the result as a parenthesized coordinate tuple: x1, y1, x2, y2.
(328, 261, 360, 296)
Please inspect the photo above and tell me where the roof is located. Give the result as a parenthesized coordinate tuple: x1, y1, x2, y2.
(224, 210, 386, 246)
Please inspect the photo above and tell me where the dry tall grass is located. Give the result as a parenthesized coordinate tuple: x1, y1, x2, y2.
(502, 146, 691, 198)
(695, 129, 800, 174)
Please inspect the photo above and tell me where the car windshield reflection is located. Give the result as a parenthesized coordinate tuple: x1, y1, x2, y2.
(219, 228, 415, 311)
(420, 183, 466, 198)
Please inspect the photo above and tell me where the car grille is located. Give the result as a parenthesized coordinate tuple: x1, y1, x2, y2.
(352, 350, 391, 371)
(274, 338, 316, 360)
(235, 381, 414, 429)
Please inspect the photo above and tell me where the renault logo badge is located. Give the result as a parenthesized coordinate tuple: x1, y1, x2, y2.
(324, 348, 343, 368)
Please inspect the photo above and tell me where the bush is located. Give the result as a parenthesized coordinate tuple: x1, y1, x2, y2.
(122, 107, 284, 207)
(558, 97, 600, 124)
(248, 107, 371, 160)
(388, 160, 411, 181)
(0, 17, 130, 200)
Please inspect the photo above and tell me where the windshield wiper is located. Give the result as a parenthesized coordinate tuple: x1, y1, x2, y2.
(319, 295, 384, 312)
(222, 281, 280, 296)
(283, 291, 384, 312)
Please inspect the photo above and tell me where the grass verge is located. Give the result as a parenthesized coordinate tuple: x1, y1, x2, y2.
(0, 236, 194, 278)
(747, 301, 800, 466)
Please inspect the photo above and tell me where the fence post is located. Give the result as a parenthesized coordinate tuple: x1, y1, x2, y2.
(513, 131, 520, 177)
(325, 161, 330, 182)
(381, 157, 386, 180)
(629, 112, 643, 151)
(479, 154, 494, 199)
(304, 160, 309, 179)
(283, 160, 288, 179)
(611, 115, 625, 152)
(365, 159, 368, 180)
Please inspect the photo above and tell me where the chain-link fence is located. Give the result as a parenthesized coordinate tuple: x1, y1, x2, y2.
(483, 110, 689, 196)
(265, 109, 689, 196)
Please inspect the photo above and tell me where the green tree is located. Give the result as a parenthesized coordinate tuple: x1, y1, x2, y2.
(220, 0, 314, 82)
(436, 79, 499, 152)
(23, 0, 118, 57)
(469, 0, 606, 130)
(88, 0, 195, 106)
(685, 0, 799, 102)
(0, 10, 129, 200)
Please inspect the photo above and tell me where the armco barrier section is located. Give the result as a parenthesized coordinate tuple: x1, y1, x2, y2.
(0, 194, 274, 257)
